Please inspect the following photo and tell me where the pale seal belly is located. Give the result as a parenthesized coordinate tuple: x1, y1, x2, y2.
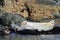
(11, 20, 55, 31)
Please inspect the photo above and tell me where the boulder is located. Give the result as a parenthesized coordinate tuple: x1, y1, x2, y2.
(0, 11, 26, 26)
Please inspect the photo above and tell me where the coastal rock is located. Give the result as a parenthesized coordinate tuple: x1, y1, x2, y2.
(0, 0, 60, 21)
(0, 11, 26, 26)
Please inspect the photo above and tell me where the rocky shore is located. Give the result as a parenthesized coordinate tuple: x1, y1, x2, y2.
(0, 10, 59, 35)
(0, 0, 60, 21)
(0, 11, 27, 34)
(0, 0, 60, 35)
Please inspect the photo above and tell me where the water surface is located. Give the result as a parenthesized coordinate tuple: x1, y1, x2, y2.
(0, 33, 60, 40)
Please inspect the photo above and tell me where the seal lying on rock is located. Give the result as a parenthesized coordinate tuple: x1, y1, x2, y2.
(11, 20, 55, 32)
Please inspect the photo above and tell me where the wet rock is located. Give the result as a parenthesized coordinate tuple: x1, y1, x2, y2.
(53, 14, 60, 18)
(0, 25, 10, 35)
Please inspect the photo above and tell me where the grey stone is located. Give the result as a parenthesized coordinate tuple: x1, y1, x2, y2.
(0, 11, 27, 27)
